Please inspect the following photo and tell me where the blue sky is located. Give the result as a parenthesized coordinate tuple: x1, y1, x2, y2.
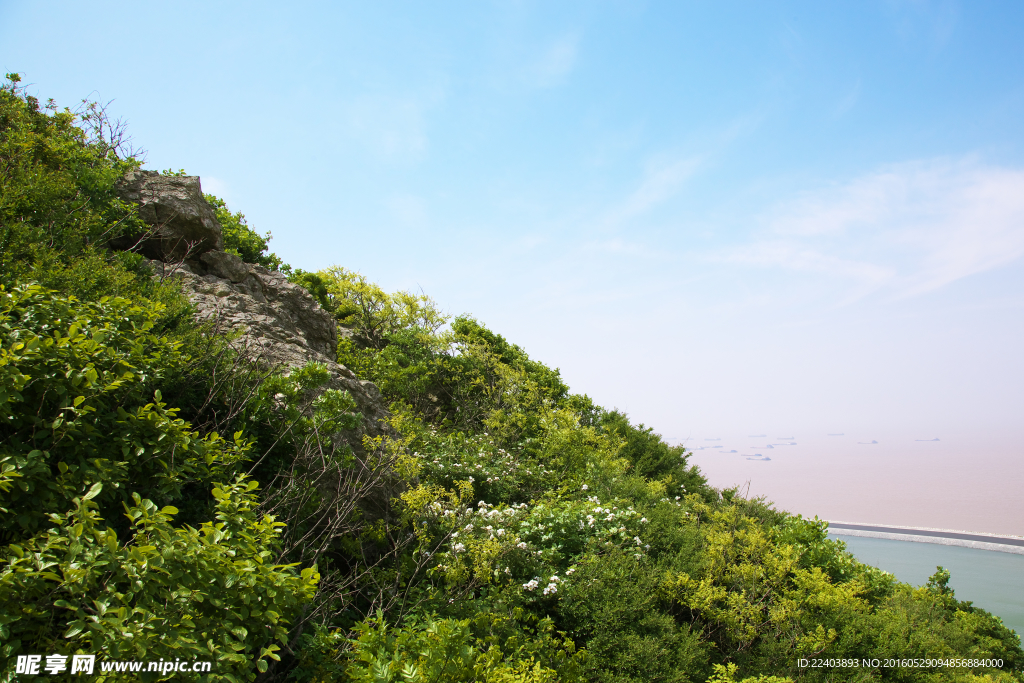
(4, 1, 1024, 451)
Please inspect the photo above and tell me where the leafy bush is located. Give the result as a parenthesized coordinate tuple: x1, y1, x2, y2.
(557, 550, 709, 683)
(0, 74, 144, 288)
(0, 478, 318, 681)
(345, 611, 583, 683)
(293, 266, 445, 350)
(0, 285, 249, 541)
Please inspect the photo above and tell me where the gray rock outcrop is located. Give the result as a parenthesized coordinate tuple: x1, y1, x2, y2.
(163, 252, 339, 367)
(113, 170, 224, 261)
(144, 253, 390, 447)
(113, 172, 389, 449)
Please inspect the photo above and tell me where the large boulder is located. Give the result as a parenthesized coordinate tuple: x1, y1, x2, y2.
(113, 171, 223, 260)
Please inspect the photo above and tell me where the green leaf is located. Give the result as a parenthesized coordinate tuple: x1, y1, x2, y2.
(83, 482, 103, 500)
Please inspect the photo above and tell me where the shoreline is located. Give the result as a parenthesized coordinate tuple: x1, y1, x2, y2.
(826, 521, 1024, 556)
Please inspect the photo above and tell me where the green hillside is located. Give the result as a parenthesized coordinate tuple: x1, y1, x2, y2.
(1, 74, 1020, 682)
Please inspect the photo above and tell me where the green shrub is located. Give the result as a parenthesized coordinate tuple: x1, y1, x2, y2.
(557, 550, 709, 683)
(0, 285, 249, 541)
(0, 74, 144, 287)
(344, 610, 584, 683)
(0, 477, 318, 681)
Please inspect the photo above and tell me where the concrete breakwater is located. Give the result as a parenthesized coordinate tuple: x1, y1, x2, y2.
(827, 521, 1024, 555)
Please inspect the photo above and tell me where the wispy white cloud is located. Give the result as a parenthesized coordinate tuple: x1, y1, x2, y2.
(344, 86, 445, 163)
(602, 156, 702, 228)
(886, 0, 958, 50)
(582, 238, 665, 259)
(834, 79, 862, 118)
(526, 32, 580, 88)
(779, 21, 805, 65)
(594, 112, 763, 232)
(725, 158, 1024, 300)
(517, 234, 548, 250)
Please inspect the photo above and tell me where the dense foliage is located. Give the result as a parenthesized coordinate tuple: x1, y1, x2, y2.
(1, 75, 1021, 682)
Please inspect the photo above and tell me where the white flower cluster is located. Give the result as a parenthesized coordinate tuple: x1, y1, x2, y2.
(416, 435, 520, 485)
(518, 499, 651, 559)
(440, 501, 534, 560)
(523, 575, 561, 595)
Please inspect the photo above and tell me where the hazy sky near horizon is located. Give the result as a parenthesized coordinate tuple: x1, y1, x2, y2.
(3, 1, 1024, 448)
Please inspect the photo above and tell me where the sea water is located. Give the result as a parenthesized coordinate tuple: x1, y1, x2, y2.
(688, 433, 1024, 536)
(831, 534, 1024, 640)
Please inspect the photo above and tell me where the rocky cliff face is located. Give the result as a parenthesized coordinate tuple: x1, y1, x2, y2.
(117, 172, 389, 447)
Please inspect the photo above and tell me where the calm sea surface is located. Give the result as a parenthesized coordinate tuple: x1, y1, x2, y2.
(831, 535, 1024, 640)
(689, 433, 1024, 535)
